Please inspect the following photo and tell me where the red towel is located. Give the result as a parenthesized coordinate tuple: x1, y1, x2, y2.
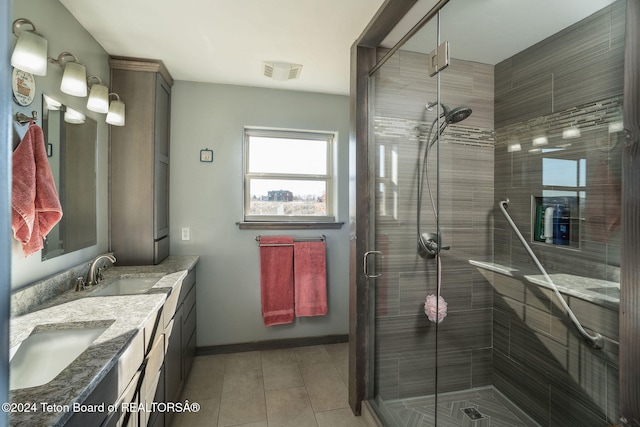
(294, 241, 328, 317)
(12, 123, 63, 257)
(260, 236, 295, 326)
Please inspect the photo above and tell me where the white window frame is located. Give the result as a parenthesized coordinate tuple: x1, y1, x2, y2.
(243, 127, 336, 223)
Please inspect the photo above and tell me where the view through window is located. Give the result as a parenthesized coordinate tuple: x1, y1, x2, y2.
(244, 128, 335, 222)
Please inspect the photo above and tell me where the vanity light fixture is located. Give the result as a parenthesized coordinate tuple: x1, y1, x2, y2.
(532, 135, 548, 146)
(11, 19, 48, 76)
(106, 93, 125, 126)
(64, 107, 86, 124)
(86, 75, 109, 113)
(608, 121, 624, 133)
(507, 143, 522, 153)
(43, 94, 62, 111)
(49, 52, 87, 97)
(562, 124, 581, 139)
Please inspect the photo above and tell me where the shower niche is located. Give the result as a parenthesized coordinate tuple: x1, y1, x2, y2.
(532, 195, 580, 249)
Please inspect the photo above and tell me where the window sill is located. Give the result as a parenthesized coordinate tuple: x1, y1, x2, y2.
(237, 221, 344, 230)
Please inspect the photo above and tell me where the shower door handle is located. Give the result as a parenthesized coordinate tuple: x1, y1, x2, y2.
(363, 251, 383, 279)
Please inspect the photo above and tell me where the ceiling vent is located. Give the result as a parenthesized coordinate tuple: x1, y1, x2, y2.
(263, 62, 302, 81)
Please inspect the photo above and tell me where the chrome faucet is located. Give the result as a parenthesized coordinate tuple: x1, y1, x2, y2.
(87, 254, 116, 287)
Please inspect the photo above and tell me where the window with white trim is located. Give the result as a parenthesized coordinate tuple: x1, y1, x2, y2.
(243, 128, 336, 222)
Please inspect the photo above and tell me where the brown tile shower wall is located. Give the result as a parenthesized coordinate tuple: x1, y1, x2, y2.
(373, 49, 495, 400)
(492, 1, 624, 425)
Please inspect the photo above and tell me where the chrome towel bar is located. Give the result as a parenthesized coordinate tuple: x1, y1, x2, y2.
(256, 235, 326, 247)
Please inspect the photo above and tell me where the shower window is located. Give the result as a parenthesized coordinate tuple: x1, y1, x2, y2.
(243, 127, 335, 222)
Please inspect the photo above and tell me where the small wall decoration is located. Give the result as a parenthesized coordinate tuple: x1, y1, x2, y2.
(12, 68, 36, 107)
(200, 148, 214, 163)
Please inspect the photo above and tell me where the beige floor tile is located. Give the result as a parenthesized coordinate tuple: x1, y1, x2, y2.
(261, 348, 298, 369)
(315, 408, 369, 427)
(266, 387, 318, 427)
(263, 363, 304, 391)
(181, 354, 226, 401)
(170, 397, 219, 427)
(179, 345, 361, 427)
(300, 362, 349, 412)
(224, 350, 262, 372)
(324, 343, 349, 386)
(218, 369, 266, 426)
(294, 345, 332, 365)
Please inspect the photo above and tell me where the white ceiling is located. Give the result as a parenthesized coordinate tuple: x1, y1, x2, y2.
(59, 0, 386, 96)
(59, 0, 617, 96)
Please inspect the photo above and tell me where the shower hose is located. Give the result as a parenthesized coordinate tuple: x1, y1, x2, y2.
(499, 199, 604, 349)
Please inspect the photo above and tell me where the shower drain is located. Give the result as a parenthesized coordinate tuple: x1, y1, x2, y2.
(461, 407, 486, 421)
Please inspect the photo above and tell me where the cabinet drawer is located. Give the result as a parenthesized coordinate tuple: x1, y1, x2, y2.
(143, 308, 163, 355)
(183, 298, 196, 350)
(163, 283, 182, 328)
(177, 268, 196, 307)
(164, 318, 175, 348)
(118, 331, 144, 396)
(183, 329, 197, 380)
(144, 333, 165, 398)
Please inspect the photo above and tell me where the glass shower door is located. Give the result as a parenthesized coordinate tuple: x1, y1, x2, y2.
(367, 14, 445, 424)
(364, 1, 624, 425)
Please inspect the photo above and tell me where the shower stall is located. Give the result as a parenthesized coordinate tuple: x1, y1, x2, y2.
(349, 0, 638, 425)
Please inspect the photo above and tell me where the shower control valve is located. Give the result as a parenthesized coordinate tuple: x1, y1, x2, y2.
(418, 232, 450, 259)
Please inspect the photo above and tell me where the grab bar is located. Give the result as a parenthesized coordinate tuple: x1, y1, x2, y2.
(498, 199, 604, 349)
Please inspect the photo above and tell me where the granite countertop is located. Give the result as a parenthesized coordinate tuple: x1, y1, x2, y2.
(469, 259, 619, 309)
(9, 256, 199, 427)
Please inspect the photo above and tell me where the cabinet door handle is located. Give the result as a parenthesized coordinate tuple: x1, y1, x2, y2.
(363, 251, 383, 279)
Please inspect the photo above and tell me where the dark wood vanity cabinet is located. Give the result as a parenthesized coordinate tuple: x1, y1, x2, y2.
(109, 57, 173, 265)
(164, 267, 197, 427)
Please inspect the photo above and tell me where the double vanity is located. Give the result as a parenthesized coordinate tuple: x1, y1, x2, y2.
(9, 255, 198, 427)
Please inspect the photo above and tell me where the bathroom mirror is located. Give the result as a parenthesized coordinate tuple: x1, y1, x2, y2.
(41, 95, 97, 260)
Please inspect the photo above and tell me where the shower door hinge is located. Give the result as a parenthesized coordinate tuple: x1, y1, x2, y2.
(428, 41, 449, 77)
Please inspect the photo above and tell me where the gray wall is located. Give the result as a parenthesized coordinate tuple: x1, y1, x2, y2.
(169, 82, 351, 346)
(11, 0, 110, 289)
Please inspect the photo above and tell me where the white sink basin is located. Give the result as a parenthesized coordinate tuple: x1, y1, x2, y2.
(10, 325, 108, 390)
(92, 277, 160, 296)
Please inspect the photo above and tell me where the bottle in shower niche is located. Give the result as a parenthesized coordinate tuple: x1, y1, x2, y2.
(553, 204, 570, 245)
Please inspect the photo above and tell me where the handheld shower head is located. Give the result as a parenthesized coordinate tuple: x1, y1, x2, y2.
(443, 105, 472, 124)
(425, 102, 473, 124)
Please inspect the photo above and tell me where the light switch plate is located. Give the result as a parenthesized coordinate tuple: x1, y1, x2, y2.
(200, 148, 213, 162)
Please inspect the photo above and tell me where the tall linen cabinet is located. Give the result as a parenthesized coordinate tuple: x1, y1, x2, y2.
(109, 57, 173, 265)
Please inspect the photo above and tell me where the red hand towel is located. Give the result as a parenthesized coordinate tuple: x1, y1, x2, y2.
(12, 123, 63, 257)
(294, 241, 328, 317)
(260, 236, 295, 326)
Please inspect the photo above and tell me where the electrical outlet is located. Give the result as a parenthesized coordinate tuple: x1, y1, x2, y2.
(181, 227, 190, 241)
